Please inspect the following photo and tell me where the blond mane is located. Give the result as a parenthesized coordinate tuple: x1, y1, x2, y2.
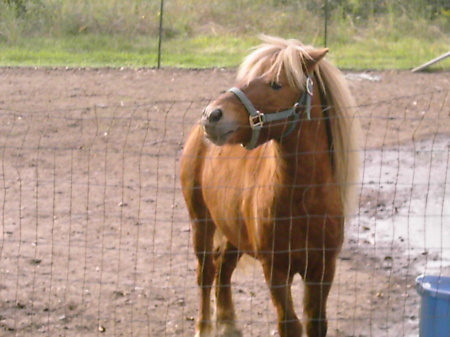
(237, 35, 361, 217)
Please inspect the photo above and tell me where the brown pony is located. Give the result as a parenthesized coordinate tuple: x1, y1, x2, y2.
(180, 35, 360, 337)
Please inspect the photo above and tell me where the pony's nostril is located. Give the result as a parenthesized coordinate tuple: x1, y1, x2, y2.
(208, 109, 223, 123)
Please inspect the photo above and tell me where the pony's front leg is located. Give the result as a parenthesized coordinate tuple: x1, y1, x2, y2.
(262, 261, 302, 337)
(214, 241, 243, 337)
(302, 254, 337, 337)
(193, 220, 216, 337)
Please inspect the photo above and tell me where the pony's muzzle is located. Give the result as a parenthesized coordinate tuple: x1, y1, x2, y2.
(201, 106, 236, 146)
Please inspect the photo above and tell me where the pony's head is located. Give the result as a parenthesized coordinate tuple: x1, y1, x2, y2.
(201, 35, 328, 149)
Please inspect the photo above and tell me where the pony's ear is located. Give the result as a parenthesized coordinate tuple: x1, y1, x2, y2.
(305, 48, 329, 71)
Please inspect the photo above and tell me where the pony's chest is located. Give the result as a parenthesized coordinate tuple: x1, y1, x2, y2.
(201, 152, 280, 222)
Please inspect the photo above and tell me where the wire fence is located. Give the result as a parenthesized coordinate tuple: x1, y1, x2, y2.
(0, 78, 449, 336)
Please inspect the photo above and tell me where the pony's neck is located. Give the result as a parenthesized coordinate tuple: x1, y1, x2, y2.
(276, 79, 335, 186)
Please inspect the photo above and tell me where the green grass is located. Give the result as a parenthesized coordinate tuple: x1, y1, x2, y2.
(0, 35, 159, 67)
(330, 38, 450, 70)
(1, 33, 448, 70)
(160, 36, 258, 68)
(0, 34, 258, 68)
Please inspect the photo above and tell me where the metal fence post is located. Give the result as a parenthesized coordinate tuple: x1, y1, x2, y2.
(157, 0, 165, 69)
(324, 0, 329, 47)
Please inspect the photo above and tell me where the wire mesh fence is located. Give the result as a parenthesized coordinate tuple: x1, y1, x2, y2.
(0, 74, 448, 336)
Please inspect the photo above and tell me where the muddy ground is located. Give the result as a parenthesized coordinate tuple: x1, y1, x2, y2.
(0, 67, 449, 337)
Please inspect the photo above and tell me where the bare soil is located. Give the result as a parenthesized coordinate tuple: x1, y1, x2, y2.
(0, 67, 449, 337)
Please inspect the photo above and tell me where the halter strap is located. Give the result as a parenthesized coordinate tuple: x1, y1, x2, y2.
(228, 76, 314, 150)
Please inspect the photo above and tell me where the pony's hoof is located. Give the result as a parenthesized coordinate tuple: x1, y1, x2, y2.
(194, 331, 213, 337)
(216, 323, 243, 337)
(194, 323, 213, 337)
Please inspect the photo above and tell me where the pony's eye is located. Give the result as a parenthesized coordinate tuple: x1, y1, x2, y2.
(269, 82, 283, 90)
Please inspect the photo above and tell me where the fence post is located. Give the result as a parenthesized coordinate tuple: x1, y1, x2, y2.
(324, 0, 328, 47)
(157, 0, 165, 69)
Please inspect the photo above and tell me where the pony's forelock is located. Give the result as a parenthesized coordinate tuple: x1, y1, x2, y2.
(237, 35, 318, 90)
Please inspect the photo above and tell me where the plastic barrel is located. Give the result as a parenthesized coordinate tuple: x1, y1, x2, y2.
(416, 275, 450, 337)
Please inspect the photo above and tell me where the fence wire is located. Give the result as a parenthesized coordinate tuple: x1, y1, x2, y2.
(0, 87, 449, 336)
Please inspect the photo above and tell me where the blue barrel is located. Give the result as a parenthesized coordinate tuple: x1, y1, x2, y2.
(416, 275, 450, 337)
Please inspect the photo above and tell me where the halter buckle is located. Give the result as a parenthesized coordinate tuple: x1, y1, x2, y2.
(249, 112, 264, 128)
(306, 76, 313, 96)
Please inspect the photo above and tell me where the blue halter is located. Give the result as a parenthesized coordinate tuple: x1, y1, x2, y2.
(228, 76, 314, 150)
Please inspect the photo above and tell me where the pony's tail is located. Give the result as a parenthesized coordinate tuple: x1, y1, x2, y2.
(316, 60, 361, 219)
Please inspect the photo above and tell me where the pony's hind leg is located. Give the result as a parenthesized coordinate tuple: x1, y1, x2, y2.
(214, 241, 243, 337)
(192, 218, 216, 337)
(262, 260, 302, 337)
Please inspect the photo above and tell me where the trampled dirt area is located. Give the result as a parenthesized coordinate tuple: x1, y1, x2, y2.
(0, 67, 449, 337)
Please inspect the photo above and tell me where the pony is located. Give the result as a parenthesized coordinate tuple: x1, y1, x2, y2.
(180, 35, 360, 337)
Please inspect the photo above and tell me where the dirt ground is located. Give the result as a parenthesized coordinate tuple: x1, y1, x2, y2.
(0, 67, 449, 337)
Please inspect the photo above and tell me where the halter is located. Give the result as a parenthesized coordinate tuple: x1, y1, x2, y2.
(228, 75, 314, 150)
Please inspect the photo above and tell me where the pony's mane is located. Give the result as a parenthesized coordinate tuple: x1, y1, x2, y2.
(237, 35, 361, 218)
